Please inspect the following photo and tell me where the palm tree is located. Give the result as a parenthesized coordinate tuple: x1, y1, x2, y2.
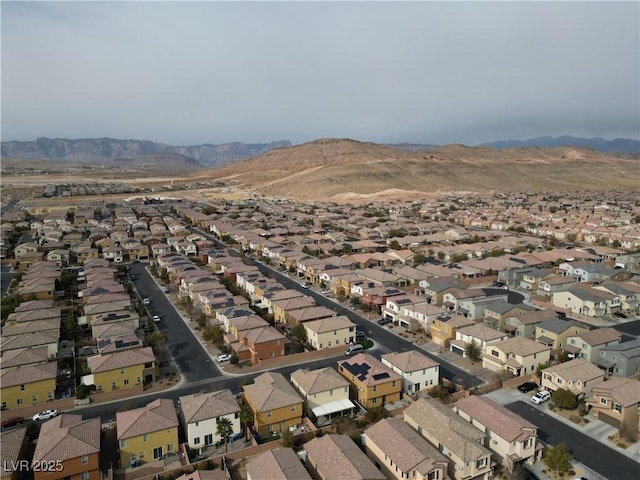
(215, 417, 234, 453)
(239, 404, 253, 441)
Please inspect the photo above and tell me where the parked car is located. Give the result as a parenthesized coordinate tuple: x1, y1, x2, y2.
(355, 328, 366, 339)
(153, 315, 161, 323)
(142, 298, 151, 305)
(531, 390, 551, 405)
(32, 410, 58, 421)
(129, 274, 137, 281)
(378, 317, 393, 325)
(0, 416, 24, 429)
(300, 282, 309, 289)
(614, 311, 627, 319)
(517, 381, 538, 393)
(217, 353, 232, 363)
(162, 286, 170, 293)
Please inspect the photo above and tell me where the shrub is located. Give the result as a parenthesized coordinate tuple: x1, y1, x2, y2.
(365, 406, 387, 423)
(229, 354, 238, 364)
(551, 388, 578, 410)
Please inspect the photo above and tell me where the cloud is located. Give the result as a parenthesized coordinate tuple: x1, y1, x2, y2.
(2, 1, 638, 145)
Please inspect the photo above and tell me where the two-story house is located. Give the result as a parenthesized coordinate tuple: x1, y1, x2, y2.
(362, 417, 449, 480)
(179, 389, 240, 453)
(116, 398, 179, 467)
(566, 327, 622, 362)
(453, 396, 541, 472)
(596, 338, 640, 377)
(540, 359, 605, 397)
(31, 414, 101, 480)
(586, 377, 640, 429)
(290, 367, 355, 424)
(305, 434, 386, 480)
(380, 350, 439, 395)
(242, 372, 304, 437)
(82, 347, 156, 392)
(404, 398, 493, 480)
(535, 319, 590, 350)
(450, 323, 509, 357)
(246, 447, 312, 480)
(303, 315, 356, 350)
(337, 353, 402, 409)
(0, 362, 57, 410)
(430, 314, 475, 347)
(482, 337, 552, 377)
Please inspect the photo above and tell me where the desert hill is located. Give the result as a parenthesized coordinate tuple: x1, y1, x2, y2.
(195, 138, 640, 201)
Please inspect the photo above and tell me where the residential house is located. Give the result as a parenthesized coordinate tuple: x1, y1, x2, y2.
(404, 398, 493, 480)
(537, 276, 576, 296)
(482, 337, 552, 377)
(430, 314, 475, 347)
(596, 338, 640, 377)
(585, 377, 640, 428)
(246, 448, 312, 480)
(0, 362, 57, 410)
(303, 315, 356, 350)
(504, 310, 556, 338)
(0, 331, 59, 359)
(272, 296, 316, 324)
(290, 367, 355, 423)
(1, 426, 28, 480)
(116, 398, 179, 467)
(380, 350, 439, 395)
(594, 282, 639, 314)
(552, 287, 621, 318)
(233, 326, 286, 365)
(179, 390, 241, 452)
(482, 301, 533, 330)
(453, 396, 541, 471)
(286, 306, 337, 327)
(31, 414, 101, 480)
(305, 434, 386, 480)
(566, 328, 622, 362)
(535, 319, 590, 350)
(81, 346, 156, 392)
(450, 323, 509, 357)
(337, 353, 402, 409)
(540, 359, 605, 397)
(242, 372, 304, 437)
(362, 417, 449, 480)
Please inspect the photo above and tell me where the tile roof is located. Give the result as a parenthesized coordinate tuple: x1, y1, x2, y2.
(246, 447, 312, 480)
(454, 396, 537, 442)
(456, 323, 509, 341)
(364, 418, 448, 476)
(0, 361, 57, 387)
(290, 367, 350, 395)
(243, 372, 303, 412)
(542, 358, 605, 382)
(381, 350, 439, 373)
(569, 327, 621, 347)
(404, 398, 490, 462)
(305, 433, 386, 480)
(174, 470, 229, 480)
(491, 337, 552, 357)
(32, 414, 100, 463)
(179, 389, 240, 424)
(117, 398, 178, 440)
(302, 315, 355, 334)
(587, 377, 640, 407)
(338, 353, 402, 386)
(0, 426, 28, 471)
(87, 346, 155, 373)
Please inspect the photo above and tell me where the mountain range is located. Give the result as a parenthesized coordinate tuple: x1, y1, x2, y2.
(0, 137, 291, 167)
(1, 136, 637, 167)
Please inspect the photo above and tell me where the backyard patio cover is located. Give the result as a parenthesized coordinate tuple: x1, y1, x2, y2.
(312, 399, 356, 417)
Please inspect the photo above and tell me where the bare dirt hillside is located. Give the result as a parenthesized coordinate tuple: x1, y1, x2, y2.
(194, 138, 640, 201)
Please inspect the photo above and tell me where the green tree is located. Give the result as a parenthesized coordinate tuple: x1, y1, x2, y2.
(281, 429, 293, 447)
(388, 240, 402, 250)
(239, 404, 254, 441)
(203, 325, 224, 346)
(215, 417, 234, 453)
(465, 340, 482, 363)
(412, 253, 425, 266)
(551, 388, 578, 410)
(149, 263, 159, 277)
(543, 442, 572, 475)
(291, 324, 307, 342)
(535, 362, 550, 376)
(336, 287, 346, 302)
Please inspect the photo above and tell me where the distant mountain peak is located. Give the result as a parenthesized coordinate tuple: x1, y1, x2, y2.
(479, 136, 639, 153)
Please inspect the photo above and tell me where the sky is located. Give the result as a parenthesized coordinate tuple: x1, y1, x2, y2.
(2, 1, 639, 147)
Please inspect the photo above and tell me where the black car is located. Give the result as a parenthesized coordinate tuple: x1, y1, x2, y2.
(378, 317, 393, 325)
(355, 328, 366, 339)
(613, 311, 627, 319)
(517, 381, 538, 393)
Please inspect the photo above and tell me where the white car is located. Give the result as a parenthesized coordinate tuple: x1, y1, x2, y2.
(300, 282, 309, 289)
(531, 390, 551, 404)
(142, 298, 151, 305)
(33, 409, 58, 421)
(152, 315, 161, 323)
(217, 353, 232, 363)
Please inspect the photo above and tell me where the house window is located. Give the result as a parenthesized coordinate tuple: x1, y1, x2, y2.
(112, 382, 117, 390)
(476, 458, 486, 468)
(48, 392, 53, 399)
(16, 398, 23, 405)
(491, 350, 499, 357)
(194, 437, 200, 445)
(600, 397, 607, 405)
(1, 402, 6, 409)
(291, 405, 296, 411)
(143, 434, 149, 442)
(121, 368, 125, 374)
(372, 398, 377, 404)
(330, 389, 333, 397)
(81, 455, 89, 465)
(235, 412, 239, 419)
(32, 395, 38, 403)
(124, 379, 129, 386)
(613, 403, 621, 413)
(392, 381, 396, 388)
(168, 444, 174, 452)
(373, 385, 377, 392)
(267, 410, 272, 417)
(140, 452, 145, 459)
(81, 472, 89, 480)
(120, 440, 127, 448)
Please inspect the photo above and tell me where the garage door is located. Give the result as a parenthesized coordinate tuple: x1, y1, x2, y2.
(598, 411, 621, 428)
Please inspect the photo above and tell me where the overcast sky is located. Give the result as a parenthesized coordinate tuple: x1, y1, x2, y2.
(2, 1, 638, 146)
